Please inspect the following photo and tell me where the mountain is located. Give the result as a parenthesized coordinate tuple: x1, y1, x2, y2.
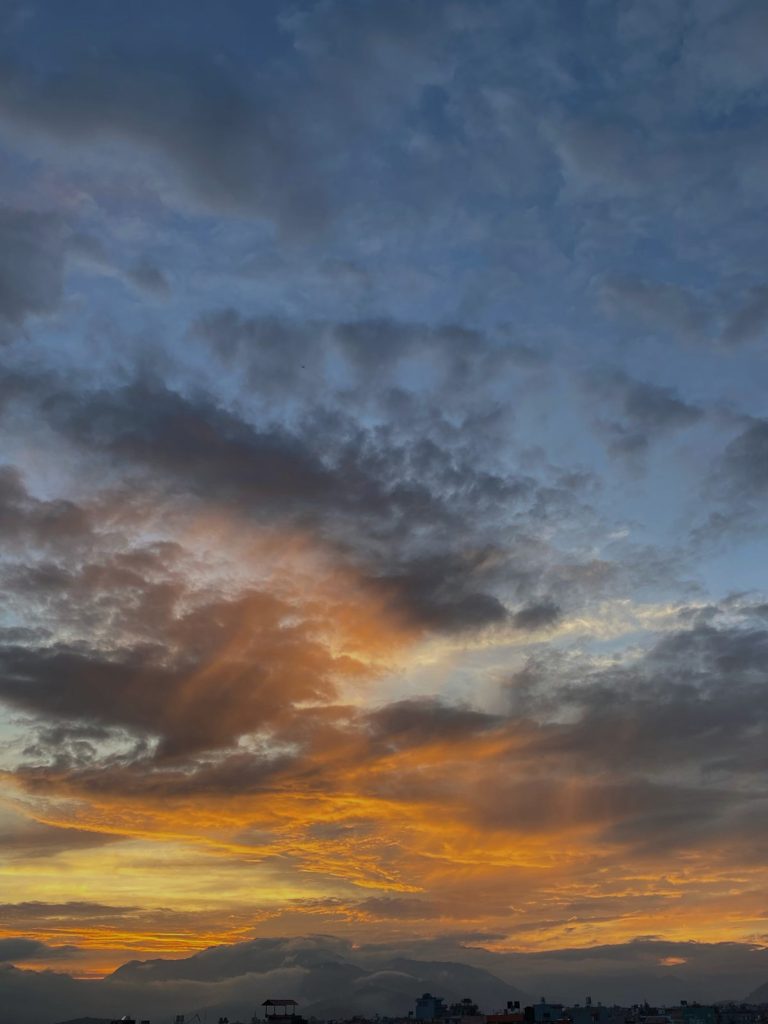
(111, 936, 361, 984)
(745, 980, 768, 1002)
(54, 1019, 112, 1024)
(6, 935, 768, 1024)
(111, 940, 530, 1019)
(382, 957, 529, 1008)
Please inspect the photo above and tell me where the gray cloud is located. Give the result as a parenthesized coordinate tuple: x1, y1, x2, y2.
(0, 901, 138, 920)
(0, 938, 78, 962)
(511, 601, 561, 631)
(722, 285, 768, 345)
(35, 379, 582, 633)
(0, 207, 64, 338)
(0, 588, 344, 758)
(682, 1, 768, 97)
(191, 311, 540, 413)
(692, 419, 768, 538)
(586, 372, 704, 459)
(0, 818, 122, 859)
(0, 53, 326, 233)
(368, 551, 510, 633)
(0, 465, 91, 547)
(126, 260, 170, 296)
(601, 276, 768, 349)
(708, 417, 768, 524)
(599, 276, 712, 344)
(355, 896, 441, 920)
(366, 698, 500, 750)
(711, 419, 768, 502)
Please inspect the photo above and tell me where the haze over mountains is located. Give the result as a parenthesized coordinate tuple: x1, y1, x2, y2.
(3, 937, 768, 1024)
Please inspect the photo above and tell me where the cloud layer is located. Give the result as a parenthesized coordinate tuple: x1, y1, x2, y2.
(0, 0, 767, 1002)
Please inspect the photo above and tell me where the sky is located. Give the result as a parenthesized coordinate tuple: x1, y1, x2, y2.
(1, 0, 768, 1012)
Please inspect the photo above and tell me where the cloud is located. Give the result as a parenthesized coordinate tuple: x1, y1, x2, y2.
(0, 53, 326, 233)
(0, 814, 122, 859)
(1, 0, 768, 984)
(191, 311, 537, 412)
(0, 465, 91, 546)
(368, 551, 510, 633)
(33, 377, 583, 636)
(366, 698, 500, 751)
(599, 275, 768, 350)
(691, 420, 768, 538)
(0, 901, 139, 920)
(720, 419, 768, 497)
(703, 418, 768, 534)
(126, 260, 170, 296)
(599, 276, 712, 343)
(0, 207, 65, 338)
(682, 1, 768, 96)
(722, 284, 768, 345)
(586, 372, 704, 459)
(11, 606, 768, 879)
(0, 587, 355, 757)
(43, 379, 492, 546)
(355, 896, 440, 920)
(511, 601, 560, 631)
(547, 118, 648, 198)
(0, 938, 79, 963)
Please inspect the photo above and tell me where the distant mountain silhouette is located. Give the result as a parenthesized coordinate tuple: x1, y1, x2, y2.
(745, 979, 768, 1002)
(53, 1019, 112, 1024)
(111, 939, 531, 1018)
(111, 937, 362, 984)
(12, 935, 768, 1024)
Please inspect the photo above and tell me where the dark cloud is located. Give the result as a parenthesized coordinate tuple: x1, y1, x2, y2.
(587, 372, 704, 459)
(0, 901, 138, 920)
(621, 378, 703, 431)
(0, 938, 79, 963)
(369, 551, 509, 633)
(192, 309, 321, 393)
(0, 588, 347, 757)
(367, 698, 500, 749)
(722, 284, 768, 345)
(716, 419, 768, 499)
(0, 53, 326, 233)
(0, 466, 91, 546)
(45, 382, 341, 511)
(0, 207, 64, 338)
(682, 1, 768, 96)
(697, 418, 768, 537)
(0, 818, 121, 859)
(191, 311, 539, 412)
(599, 276, 711, 343)
(511, 601, 560, 631)
(356, 896, 440, 920)
(34, 379, 575, 635)
(126, 260, 169, 296)
(43, 379, 504, 549)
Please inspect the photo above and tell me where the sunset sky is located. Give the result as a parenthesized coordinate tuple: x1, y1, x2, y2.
(1, 0, 768, 1001)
